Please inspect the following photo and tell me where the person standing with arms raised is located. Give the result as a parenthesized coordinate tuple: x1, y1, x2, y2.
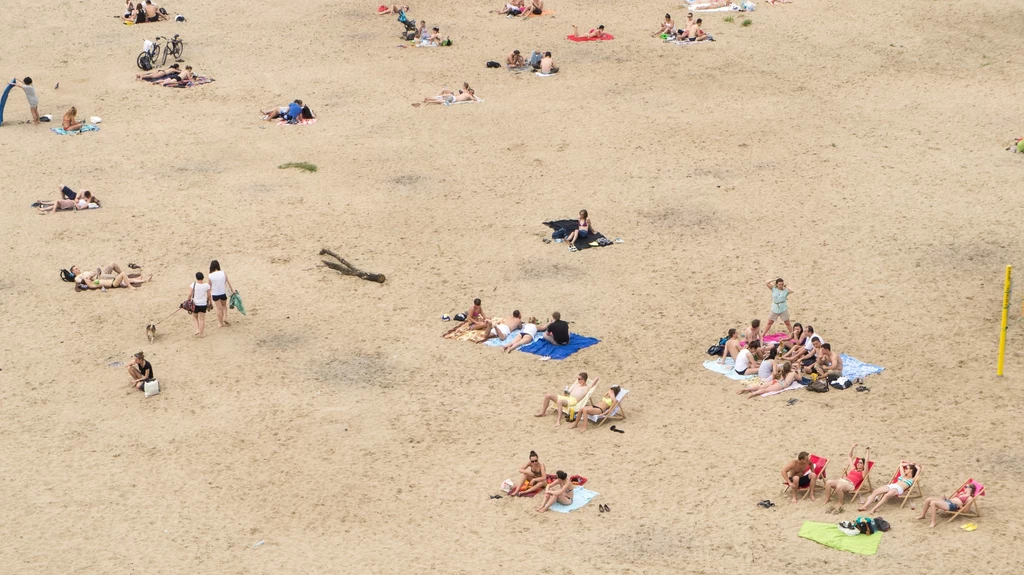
(763, 278, 794, 336)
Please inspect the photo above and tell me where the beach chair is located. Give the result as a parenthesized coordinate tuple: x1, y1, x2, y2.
(782, 455, 829, 500)
(885, 461, 923, 508)
(943, 478, 985, 523)
(844, 460, 875, 499)
(565, 385, 599, 423)
(587, 388, 629, 428)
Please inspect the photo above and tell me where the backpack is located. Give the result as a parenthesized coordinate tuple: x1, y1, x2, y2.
(60, 269, 76, 282)
(807, 379, 829, 393)
(855, 517, 876, 535)
(873, 517, 890, 532)
(486, 61, 501, 68)
(707, 345, 724, 357)
(139, 54, 153, 71)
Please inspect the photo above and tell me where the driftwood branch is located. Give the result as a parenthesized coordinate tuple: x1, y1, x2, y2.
(319, 248, 386, 283)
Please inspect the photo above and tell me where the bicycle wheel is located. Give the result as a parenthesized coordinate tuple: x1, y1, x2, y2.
(137, 52, 152, 71)
(172, 40, 184, 59)
(157, 45, 169, 66)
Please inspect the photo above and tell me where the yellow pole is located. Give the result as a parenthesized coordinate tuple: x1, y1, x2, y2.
(997, 265, 1011, 377)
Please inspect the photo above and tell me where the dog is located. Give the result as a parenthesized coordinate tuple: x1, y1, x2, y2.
(146, 323, 157, 343)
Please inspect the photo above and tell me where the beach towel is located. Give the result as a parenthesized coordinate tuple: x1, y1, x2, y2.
(277, 118, 317, 126)
(51, 124, 99, 135)
(798, 521, 882, 555)
(761, 380, 807, 397)
(840, 355, 884, 379)
(519, 334, 599, 360)
(442, 321, 491, 343)
(550, 487, 598, 513)
(447, 98, 484, 106)
(535, 71, 558, 77)
(702, 359, 757, 380)
(483, 328, 522, 347)
(526, 9, 556, 16)
(762, 332, 789, 344)
(692, 4, 741, 11)
(567, 34, 614, 42)
(669, 37, 715, 44)
(165, 76, 215, 88)
(229, 291, 246, 315)
(542, 220, 609, 250)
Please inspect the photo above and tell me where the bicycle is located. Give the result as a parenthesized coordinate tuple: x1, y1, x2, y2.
(136, 34, 184, 70)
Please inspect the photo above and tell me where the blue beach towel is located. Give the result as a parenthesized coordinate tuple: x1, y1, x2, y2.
(519, 334, 599, 360)
(483, 329, 522, 347)
(840, 355, 884, 379)
(550, 487, 598, 513)
(51, 124, 99, 135)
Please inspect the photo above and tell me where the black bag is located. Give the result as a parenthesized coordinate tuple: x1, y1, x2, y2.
(486, 61, 501, 68)
(139, 54, 153, 71)
(454, 312, 467, 322)
(403, 31, 416, 41)
(707, 345, 724, 356)
(873, 517, 890, 532)
(807, 379, 829, 393)
(60, 269, 76, 282)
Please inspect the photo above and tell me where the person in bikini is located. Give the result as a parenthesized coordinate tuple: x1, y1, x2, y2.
(571, 25, 607, 39)
(859, 462, 919, 513)
(466, 297, 488, 329)
(536, 470, 574, 512)
(510, 450, 547, 496)
(718, 328, 742, 364)
(137, 63, 180, 81)
(71, 262, 149, 289)
(737, 360, 798, 398)
(777, 322, 805, 354)
(781, 451, 818, 503)
(377, 4, 409, 15)
(417, 83, 477, 106)
(564, 209, 591, 252)
(155, 65, 194, 86)
(917, 483, 978, 528)
(485, 310, 523, 341)
(822, 443, 870, 510)
(503, 316, 539, 353)
(535, 373, 598, 427)
(569, 385, 621, 432)
(652, 13, 674, 36)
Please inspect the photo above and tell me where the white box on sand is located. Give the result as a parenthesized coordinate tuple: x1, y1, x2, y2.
(144, 380, 160, 398)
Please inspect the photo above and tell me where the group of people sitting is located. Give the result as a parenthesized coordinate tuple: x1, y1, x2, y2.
(463, 299, 572, 350)
(123, 0, 169, 23)
(507, 451, 583, 513)
(721, 320, 843, 397)
(136, 63, 196, 87)
(63, 262, 152, 291)
(34, 185, 100, 214)
(414, 82, 479, 106)
(652, 13, 712, 42)
(497, 0, 544, 17)
(505, 50, 558, 74)
(534, 372, 619, 432)
(260, 99, 316, 122)
(412, 19, 450, 46)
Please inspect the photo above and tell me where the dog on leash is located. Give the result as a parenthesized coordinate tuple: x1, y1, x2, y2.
(146, 323, 157, 343)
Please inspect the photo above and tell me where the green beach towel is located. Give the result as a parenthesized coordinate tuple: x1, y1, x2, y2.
(229, 291, 246, 315)
(798, 521, 881, 555)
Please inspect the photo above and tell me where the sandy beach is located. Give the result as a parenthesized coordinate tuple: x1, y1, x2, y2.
(1, 0, 1023, 572)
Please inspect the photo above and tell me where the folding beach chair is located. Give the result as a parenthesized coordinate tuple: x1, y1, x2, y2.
(782, 455, 829, 500)
(943, 478, 985, 523)
(885, 461, 923, 508)
(565, 385, 599, 423)
(587, 388, 629, 428)
(844, 460, 875, 499)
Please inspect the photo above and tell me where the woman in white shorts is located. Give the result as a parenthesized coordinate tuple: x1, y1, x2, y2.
(859, 461, 918, 513)
(504, 317, 539, 353)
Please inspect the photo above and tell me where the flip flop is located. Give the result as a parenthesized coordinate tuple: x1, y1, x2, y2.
(489, 494, 502, 499)
(961, 523, 978, 531)
(786, 398, 799, 406)
(603, 504, 610, 512)
(610, 425, 625, 434)
(598, 504, 605, 513)
(441, 314, 451, 321)
(128, 263, 141, 269)
(856, 385, 870, 392)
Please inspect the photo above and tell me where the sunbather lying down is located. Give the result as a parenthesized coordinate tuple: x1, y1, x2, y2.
(69, 262, 151, 291)
(377, 3, 409, 15)
(35, 186, 100, 214)
(412, 83, 479, 107)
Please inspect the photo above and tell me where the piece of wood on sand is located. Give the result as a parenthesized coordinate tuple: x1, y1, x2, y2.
(319, 248, 386, 284)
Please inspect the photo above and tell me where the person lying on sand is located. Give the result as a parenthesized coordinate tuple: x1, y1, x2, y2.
(415, 83, 478, 106)
(859, 462, 919, 513)
(807, 343, 842, 378)
(652, 13, 674, 36)
(781, 451, 818, 503)
(822, 443, 869, 510)
(498, 0, 525, 16)
(537, 311, 570, 345)
(691, 0, 729, 10)
(486, 310, 523, 341)
(718, 328, 742, 364)
(734, 340, 761, 376)
(569, 385, 621, 432)
(377, 3, 409, 15)
(76, 272, 152, 291)
(535, 373, 597, 427)
(136, 63, 180, 81)
(37, 190, 98, 214)
(509, 450, 546, 496)
(507, 50, 526, 68)
(155, 65, 194, 86)
(536, 471, 573, 512)
(572, 25, 607, 39)
(504, 316, 539, 353)
(262, 99, 303, 121)
(918, 483, 977, 528)
(737, 360, 798, 398)
(534, 51, 558, 74)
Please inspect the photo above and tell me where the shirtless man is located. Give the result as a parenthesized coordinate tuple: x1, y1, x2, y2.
(143, 0, 164, 22)
(486, 310, 523, 341)
(810, 343, 843, 378)
(782, 451, 818, 503)
(539, 51, 558, 74)
(507, 50, 526, 68)
(743, 319, 762, 343)
(467, 298, 488, 329)
(652, 13, 674, 36)
(685, 18, 707, 41)
(535, 373, 599, 427)
(717, 328, 742, 364)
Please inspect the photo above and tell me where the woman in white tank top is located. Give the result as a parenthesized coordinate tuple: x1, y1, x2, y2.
(188, 271, 211, 337)
(208, 260, 234, 328)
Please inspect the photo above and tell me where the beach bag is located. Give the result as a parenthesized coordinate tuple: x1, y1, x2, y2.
(707, 345, 724, 356)
(500, 479, 515, 493)
(830, 377, 852, 390)
(807, 379, 829, 393)
(60, 269, 76, 282)
(139, 54, 153, 71)
(454, 312, 467, 322)
(180, 299, 196, 314)
(403, 31, 416, 41)
(855, 517, 876, 535)
(873, 517, 890, 532)
(486, 61, 501, 68)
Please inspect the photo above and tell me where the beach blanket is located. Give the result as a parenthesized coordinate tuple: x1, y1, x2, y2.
(762, 332, 789, 344)
(761, 380, 807, 397)
(277, 118, 317, 126)
(51, 124, 99, 135)
(841, 355, 884, 379)
(798, 522, 882, 555)
(448, 97, 483, 106)
(525, 9, 556, 16)
(550, 487, 598, 513)
(669, 37, 715, 44)
(692, 4, 741, 11)
(535, 71, 558, 77)
(567, 34, 615, 42)
(483, 328, 521, 347)
(520, 334, 599, 360)
(702, 359, 756, 380)
(442, 321, 490, 343)
(165, 76, 215, 88)
(542, 220, 609, 250)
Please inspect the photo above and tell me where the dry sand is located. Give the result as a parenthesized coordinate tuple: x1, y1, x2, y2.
(2, 0, 1024, 572)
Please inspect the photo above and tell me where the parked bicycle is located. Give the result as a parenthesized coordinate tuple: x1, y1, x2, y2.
(136, 34, 184, 70)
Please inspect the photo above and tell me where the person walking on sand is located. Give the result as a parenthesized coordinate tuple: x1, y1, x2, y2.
(187, 272, 211, 337)
(208, 260, 235, 328)
(763, 278, 794, 335)
(10, 78, 40, 124)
